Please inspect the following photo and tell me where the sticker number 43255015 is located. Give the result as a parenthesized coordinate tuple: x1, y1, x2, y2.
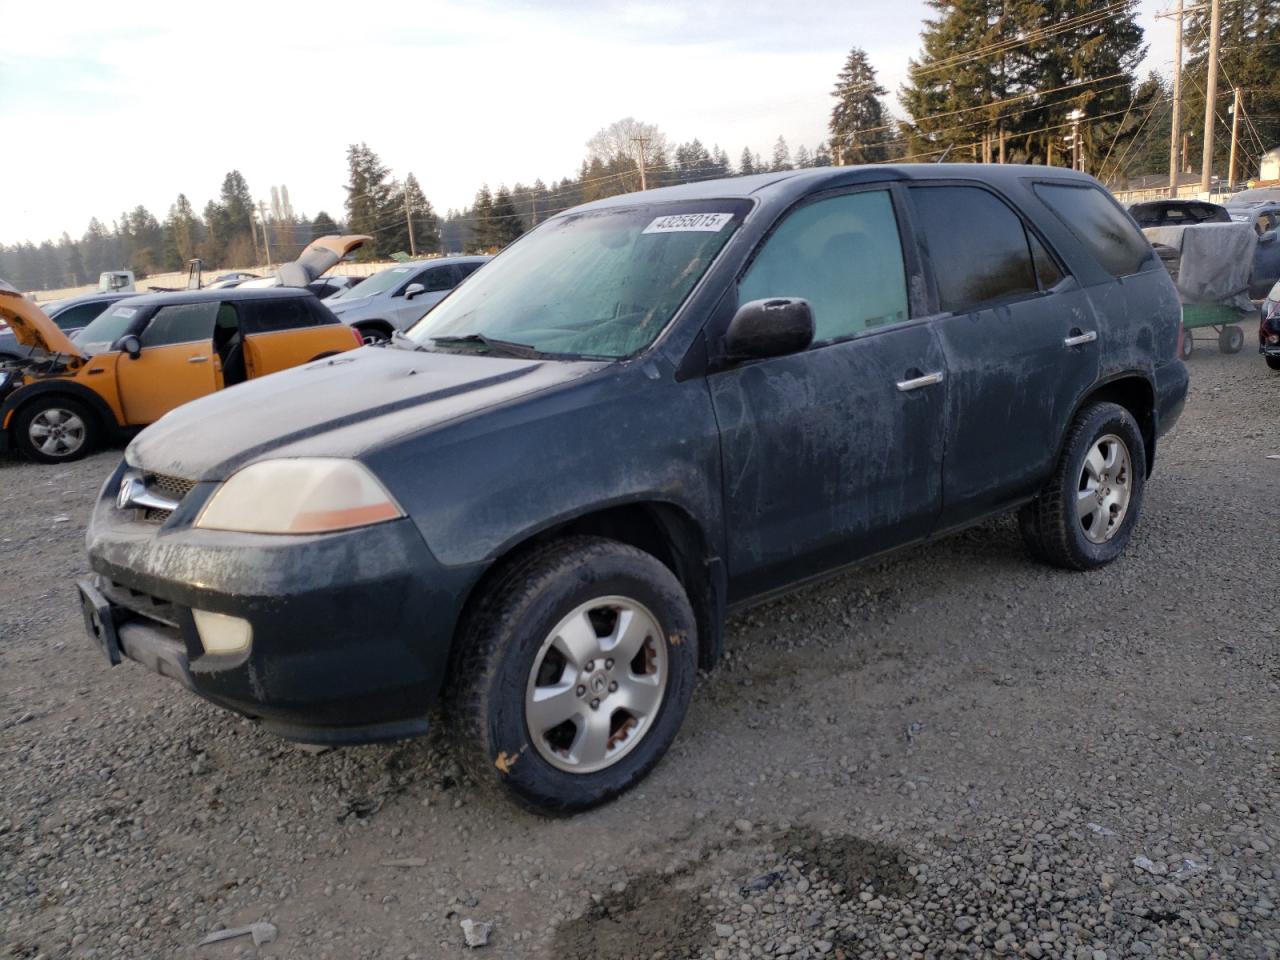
(642, 213, 735, 234)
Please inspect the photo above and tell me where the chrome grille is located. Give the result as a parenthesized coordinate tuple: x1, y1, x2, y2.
(146, 473, 195, 501)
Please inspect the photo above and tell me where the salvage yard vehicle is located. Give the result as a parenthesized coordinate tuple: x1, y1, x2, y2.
(79, 165, 1188, 814)
(0, 287, 360, 463)
(1127, 199, 1231, 228)
(325, 256, 490, 343)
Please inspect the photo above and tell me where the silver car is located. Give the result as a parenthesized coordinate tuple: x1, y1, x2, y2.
(326, 256, 490, 343)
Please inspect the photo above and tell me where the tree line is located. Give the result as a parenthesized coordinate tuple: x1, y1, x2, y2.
(9, 0, 1279, 291)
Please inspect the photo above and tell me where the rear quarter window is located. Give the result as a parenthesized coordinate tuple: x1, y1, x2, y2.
(1034, 182, 1155, 278)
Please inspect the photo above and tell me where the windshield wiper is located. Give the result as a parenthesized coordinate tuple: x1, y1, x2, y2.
(428, 333, 546, 359)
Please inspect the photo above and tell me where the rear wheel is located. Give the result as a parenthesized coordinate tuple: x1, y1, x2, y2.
(1267, 356, 1280, 372)
(1018, 402, 1146, 571)
(355, 323, 391, 345)
(14, 396, 98, 464)
(446, 536, 698, 814)
(1218, 325, 1244, 354)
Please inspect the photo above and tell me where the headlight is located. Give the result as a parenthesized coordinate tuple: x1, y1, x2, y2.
(196, 458, 403, 534)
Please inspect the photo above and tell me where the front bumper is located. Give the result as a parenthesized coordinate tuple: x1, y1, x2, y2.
(82, 462, 482, 744)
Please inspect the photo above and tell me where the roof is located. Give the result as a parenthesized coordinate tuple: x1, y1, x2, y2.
(116, 286, 315, 308)
(570, 163, 1097, 213)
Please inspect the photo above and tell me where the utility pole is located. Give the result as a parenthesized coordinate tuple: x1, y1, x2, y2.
(1228, 87, 1242, 190)
(257, 201, 272, 268)
(404, 191, 417, 257)
(1201, 0, 1222, 194)
(1166, 0, 1184, 197)
(998, 127, 1007, 164)
(631, 137, 651, 191)
(1069, 109, 1085, 172)
(249, 209, 261, 265)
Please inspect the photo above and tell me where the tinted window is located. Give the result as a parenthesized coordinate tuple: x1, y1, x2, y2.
(245, 297, 317, 333)
(455, 262, 483, 280)
(1029, 233, 1064, 289)
(141, 302, 218, 347)
(740, 190, 909, 342)
(1035, 182, 1154, 277)
(911, 186, 1038, 312)
(417, 266, 456, 293)
(52, 301, 110, 330)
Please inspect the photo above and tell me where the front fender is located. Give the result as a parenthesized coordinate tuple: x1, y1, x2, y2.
(0, 378, 122, 436)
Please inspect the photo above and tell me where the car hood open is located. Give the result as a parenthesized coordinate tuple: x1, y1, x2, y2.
(127, 345, 605, 481)
(0, 288, 85, 360)
(276, 234, 372, 287)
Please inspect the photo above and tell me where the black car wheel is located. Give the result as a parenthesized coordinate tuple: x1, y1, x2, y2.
(1267, 356, 1280, 371)
(14, 396, 98, 464)
(1218, 325, 1244, 354)
(1018, 402, 1147, 571)
(447, 536, 698, 815)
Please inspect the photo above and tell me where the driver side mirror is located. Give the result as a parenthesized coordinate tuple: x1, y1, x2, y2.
(723, 298, 814, 362)
(1261, 231, 1277, 245)
(403, 283, 426, 300)
(118, 334, 142, 360)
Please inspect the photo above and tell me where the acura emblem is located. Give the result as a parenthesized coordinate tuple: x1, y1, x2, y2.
(117, 476, 141, 511)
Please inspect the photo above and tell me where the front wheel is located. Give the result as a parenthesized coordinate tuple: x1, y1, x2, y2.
(1266, 356, 1280, 372)
(14, 396, 98, 464)
(446, 536, 698, 814)
(1018, 402, 1147, 571)
(1218, 325, 1244, 354)
(355, 324, 391, 345)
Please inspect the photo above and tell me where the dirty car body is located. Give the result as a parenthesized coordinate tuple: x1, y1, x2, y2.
(82, 165, 1189, 811)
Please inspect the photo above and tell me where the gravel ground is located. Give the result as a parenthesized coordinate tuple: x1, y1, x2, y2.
(1, 348, 1277, 960)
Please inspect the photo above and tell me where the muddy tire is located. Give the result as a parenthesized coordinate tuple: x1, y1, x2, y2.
(13, 395, 98, 464)
(1018, 402, 1147, 571)
(446, 536, 698, 815)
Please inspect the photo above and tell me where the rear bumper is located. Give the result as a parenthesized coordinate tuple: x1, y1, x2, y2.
(82, 461, 482, 743)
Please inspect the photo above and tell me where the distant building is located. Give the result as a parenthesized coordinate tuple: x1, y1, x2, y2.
(1260, 147, 1280, 182)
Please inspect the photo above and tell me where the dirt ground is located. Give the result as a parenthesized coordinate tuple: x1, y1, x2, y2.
(1, 348, 1277, 960)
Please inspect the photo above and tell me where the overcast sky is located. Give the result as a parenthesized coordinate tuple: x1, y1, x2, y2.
(0, 0, 1172, 245)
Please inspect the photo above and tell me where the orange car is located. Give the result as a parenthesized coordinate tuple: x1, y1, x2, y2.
(0, 285, 362, 463)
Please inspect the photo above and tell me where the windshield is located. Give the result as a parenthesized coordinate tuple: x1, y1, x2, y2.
(332, 265, 419, 300)
(77, 303, 141, 354)
(408, 200, 751, 359)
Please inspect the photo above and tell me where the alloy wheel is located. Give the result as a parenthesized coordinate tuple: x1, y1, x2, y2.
(29, 408, 86, 458)
(525, 596, 668, 774)
(1077, 433, 1132, 544)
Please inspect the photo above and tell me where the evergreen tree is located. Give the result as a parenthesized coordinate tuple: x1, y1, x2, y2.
(311, 211, 340, 236)
(740, 147, 756, 176)
(813, 142, 834, 167)
(490, 187, 525, 247)
(344, 143, 393, 259)
(164, 193, 201, 270)
(794, 145, 813, 168)
(60, 232, 87, 285)
(468, 185, 495, 253)
(831, 46, 893, 164)
(771, 135, 793, 171)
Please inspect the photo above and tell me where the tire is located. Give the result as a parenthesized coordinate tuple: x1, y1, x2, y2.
(1180, 330, 1194, 360)
(355, 323, 391, 345)
(1267, 356, 1280, 372)
(446, 536, 698, 815)
(1218, 325, 1244, 354)
(1019, 402, 1147, 571)
(13, 395, 98, 464)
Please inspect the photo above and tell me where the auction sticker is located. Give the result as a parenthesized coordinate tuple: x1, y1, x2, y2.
(643, 213, 734, 234)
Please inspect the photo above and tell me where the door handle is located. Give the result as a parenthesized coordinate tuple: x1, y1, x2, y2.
(187, 355, 210, 363)
(896, 371, 944, 392)
(1063, 329, 1098, 347)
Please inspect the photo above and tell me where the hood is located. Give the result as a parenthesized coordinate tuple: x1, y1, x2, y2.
(127, 345, 605, 481)
(326, 293, 375, 314)
(0, 289, 85, 359)
(276, 234, 372, 287)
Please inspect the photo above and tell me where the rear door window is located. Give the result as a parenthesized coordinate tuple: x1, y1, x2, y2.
(51, 301, 110, 330)
(455, 262, 484, 280)
(416, 265, 457, 293)
(1033, 182, 1155, 278)
(244, 297, 318, 333)
(739, 189, 909, 342)
(141, 302, 219, 346)
(909, 185, 1044, 313)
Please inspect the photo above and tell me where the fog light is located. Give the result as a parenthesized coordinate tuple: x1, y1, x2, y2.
(192, 609, 252, 655)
